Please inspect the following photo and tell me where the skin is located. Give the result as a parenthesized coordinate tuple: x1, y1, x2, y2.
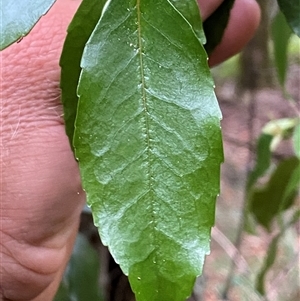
(0, 0, 260, 300)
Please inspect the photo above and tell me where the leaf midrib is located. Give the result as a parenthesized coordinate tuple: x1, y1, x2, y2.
(136, 0, 158, 262)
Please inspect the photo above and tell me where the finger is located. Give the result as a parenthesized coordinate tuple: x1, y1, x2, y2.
(208, 0, 261, 66)
(198, 0, 224, 20)
(1, 1, 83, 300)
(1, 0, 80, 112)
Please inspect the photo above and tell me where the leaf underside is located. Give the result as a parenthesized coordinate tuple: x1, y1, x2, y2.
(0, 0, 56, 50)
(74, 0, 223, 300)
(203, 0, 235, 54)
(277, 0, 300, 36)
(60, 0, 107, 146)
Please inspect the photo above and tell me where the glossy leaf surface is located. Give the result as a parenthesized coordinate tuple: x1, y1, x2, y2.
(277, 0, 300, 36)
(74, 0, 223, 300)
(60, 0, 107, 145)
(169, 0, 206, 44)
(0, 0, 56, 50)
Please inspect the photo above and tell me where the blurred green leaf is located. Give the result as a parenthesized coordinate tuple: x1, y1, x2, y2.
(169, 0, 206, 44)
(293, 124, 300, 158)
(249, 157, 300, 231)
(245, 133, 272, 234)
(256, 235, 279, 295)
(277, 0, 300, 36)
(262, 118, 298, 136)
(256, 210, 300, 295)
(247, 134, 273, 191)
(0, 0, 56, 50)
(262, 118, 299, 150)
(54, 279, 70, 301)
(246, 119, 299, 233)
(60, 0, 106, 146)
(74, 0, 223, 300)
(281, 163, 300, 210)
(271, 11, 292, 88)
(203, 0, 235, 54)
(54, 233, 103, 301)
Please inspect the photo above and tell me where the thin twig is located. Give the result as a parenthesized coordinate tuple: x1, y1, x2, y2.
(211, 226, 250, 272)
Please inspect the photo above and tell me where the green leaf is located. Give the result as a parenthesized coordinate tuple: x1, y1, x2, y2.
(255, 210, 300, 295)
(54, 280, 70, 301)
(247, 119, 300, 190)
(262, 118, 299, 150)
(256, 235, 279, 295)
(203, 0, 235, 55)
(54, 233, 103, 301)
(281, 163, 300, 209)
(168, 0, 206, 44)
(246, 133, 273, 191)
(0, 0, 56, 50)
(271, 11, 292, 88)
(277, 0, 300, 36)
(60, 0, 107, 146)
(74, 0, 223, 300)
(293, 124, 300, 158)
(249, 157, 300, 231)
(245, 133, 273, 234)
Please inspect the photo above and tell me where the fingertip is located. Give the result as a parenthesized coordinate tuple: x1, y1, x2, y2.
(198, 0, 224, 20)
(208, 0, 261, 67)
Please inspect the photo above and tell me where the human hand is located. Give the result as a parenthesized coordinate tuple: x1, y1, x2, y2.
(0, 0, 260, 300)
